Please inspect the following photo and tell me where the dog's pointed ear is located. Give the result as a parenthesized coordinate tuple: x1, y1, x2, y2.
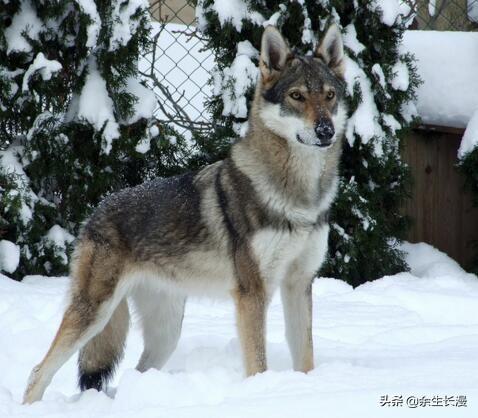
(260, 26, 291, 83)
(315, 24, 345, 78)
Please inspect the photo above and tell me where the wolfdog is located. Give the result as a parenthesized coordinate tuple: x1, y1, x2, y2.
(23, 23, 347, 403)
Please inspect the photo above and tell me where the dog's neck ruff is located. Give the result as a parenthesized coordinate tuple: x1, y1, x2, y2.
(231, 116, 339, 229)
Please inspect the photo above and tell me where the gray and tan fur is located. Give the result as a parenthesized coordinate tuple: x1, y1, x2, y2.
(23, 24, 347, 404)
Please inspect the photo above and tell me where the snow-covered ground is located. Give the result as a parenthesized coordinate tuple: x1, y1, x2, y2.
(1, 242, 478, 417)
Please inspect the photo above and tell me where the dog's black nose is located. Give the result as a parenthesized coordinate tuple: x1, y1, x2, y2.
(315, 120, 335, 144)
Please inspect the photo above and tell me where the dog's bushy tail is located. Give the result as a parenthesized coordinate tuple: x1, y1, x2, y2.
(78, 299, 130, 391)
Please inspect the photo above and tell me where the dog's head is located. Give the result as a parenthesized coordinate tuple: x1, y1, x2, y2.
(256, 24, 347, 148)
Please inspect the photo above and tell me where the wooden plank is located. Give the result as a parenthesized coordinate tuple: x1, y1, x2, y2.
(416, 124, 466, 136)
(401, 131, 478, 269)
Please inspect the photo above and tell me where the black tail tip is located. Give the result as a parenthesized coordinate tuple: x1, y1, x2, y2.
(78, 367, 113, 392)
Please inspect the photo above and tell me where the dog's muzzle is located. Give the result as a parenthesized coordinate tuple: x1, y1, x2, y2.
(296, 119, 335, 148)
(314, 120, 335, 147)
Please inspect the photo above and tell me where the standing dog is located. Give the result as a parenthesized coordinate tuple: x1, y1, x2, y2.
(23, 24, 347, 403)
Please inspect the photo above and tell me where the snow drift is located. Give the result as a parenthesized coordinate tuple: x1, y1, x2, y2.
(1, 242, 478, 417)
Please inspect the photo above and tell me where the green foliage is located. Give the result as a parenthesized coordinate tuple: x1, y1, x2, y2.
(198, 0, 420, 286)
(458, 148, 478, 274)
(0, 0, 190, 279)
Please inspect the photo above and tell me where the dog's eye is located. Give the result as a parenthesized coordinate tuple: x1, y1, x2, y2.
(289, 91, 304, 101)
(326, 90, 336, 100)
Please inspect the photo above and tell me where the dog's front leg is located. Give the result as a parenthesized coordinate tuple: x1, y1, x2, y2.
(233, 246, 267, 376)
(280, 277, 314, 373)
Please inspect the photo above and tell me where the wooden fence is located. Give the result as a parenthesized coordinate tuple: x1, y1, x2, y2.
(402, 127, 478, 269)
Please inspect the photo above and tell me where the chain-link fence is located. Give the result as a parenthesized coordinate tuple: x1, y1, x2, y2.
(142, 0, 478, 135)
(140, 0, 213, 136)
(410, 0, 478, 30)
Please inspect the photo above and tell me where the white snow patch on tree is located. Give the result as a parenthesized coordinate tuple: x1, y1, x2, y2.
(382, 113, 401, 134)
(0, 146, 27, 181)
(221, 41, 259, 119)
(390, 61, 409, 91)
(458, 109, 478, 160)
(402, 30, 478, 128)
(109, 0, 149, 51)
(0, 145, 36, 224)
(370, 0, 412, 26)
(0, 240, 20, 274)
(44, 225, 75, 265)
(135, 137, 151, 154)
(210, 0, 264, 32)
(22, 53, 62, 91)
(343, 24, 365, 55)
(400, 100, 418, 123)
(371, 64, 386, 89)
(301, 8, 314, 46)
(77, 58, 120, 154)
(123, 77, 156, 124)
(46, 225, 75, 248)
(74, 0, 101, 48)
(149, 125, 159, 137)
(4, 0, 43, 54)
(344, 56, 384, 154)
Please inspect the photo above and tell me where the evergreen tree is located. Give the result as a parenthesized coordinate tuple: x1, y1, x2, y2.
(197, 0, 420, 286)
(0, 0, 189, 279)
(459, 148, 478, 275)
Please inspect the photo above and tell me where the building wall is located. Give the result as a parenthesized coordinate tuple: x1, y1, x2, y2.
(414, 0, 477, 31)
(401, 128, 478, 269)
(150, 0, 196, 25)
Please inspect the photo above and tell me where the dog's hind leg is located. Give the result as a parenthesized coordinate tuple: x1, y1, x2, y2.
(133, 287, 186, 372)
(78, 298, 130, 392)
(23, 240, 127, 404)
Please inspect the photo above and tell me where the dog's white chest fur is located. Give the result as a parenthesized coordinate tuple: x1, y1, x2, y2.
(251, 224, 329, 291)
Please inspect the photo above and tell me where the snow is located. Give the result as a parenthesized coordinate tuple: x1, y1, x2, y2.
(135, 137, 151, 154)
(370, 0, 413, 26)
(109, 0, 149, 51)
(149, 125, 159, 137)
(300, 8, 314, 46)
(45, 225, 75, 249)
(77, 58, 120, 154)
(0, 240, 20, 274)
(400, 99, 418, 123)
(371, 64, 386, 89)
(390, 61, 409, 91)
(122, 78, 156, 124)
(0, 146, 27, 181)
(343, 24, 365, 55)
(209, 0, 265, 32)
(383, 113, 401, 134)
(220, 41, 259, 119)
(74, 0, 101, 48)
(22, 53, 62, 92)
(458, 109, 478, 159)
(402, 30, 478, 129)
(2, 242, 478, 416)
(344, 56, 385, 155)
(4, 0, 43, 54)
